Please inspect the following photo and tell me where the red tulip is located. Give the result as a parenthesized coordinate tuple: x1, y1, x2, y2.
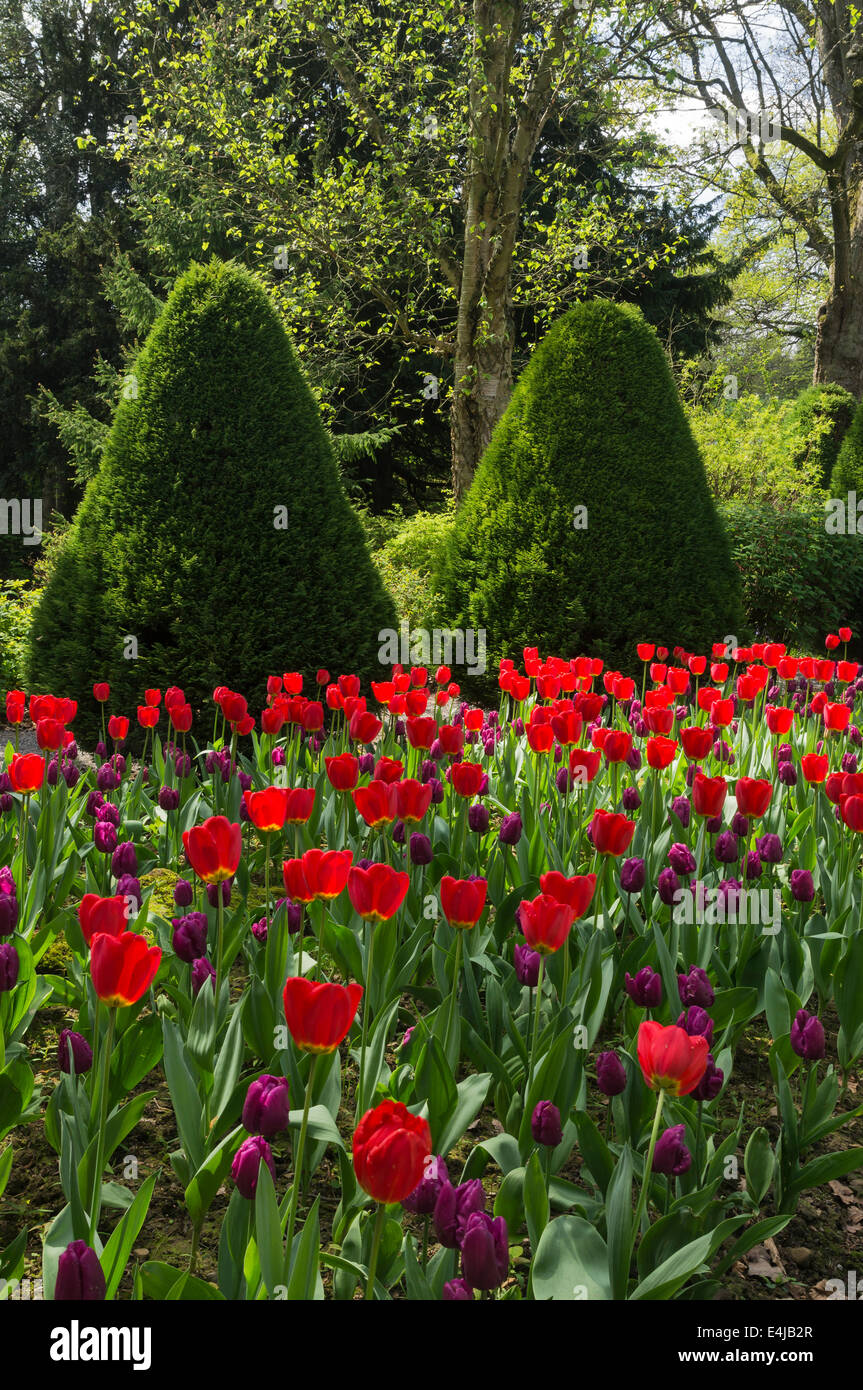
(5, 691, 25, 725)
(602, 729, 633, 763)
(349, 709, 383, 744)
(646, 736, 677, 770)
(325, 754, 360, 791)
(165, 686, 186, 709)
(282, 849, 353, 902)
(137, 705, 159, 729)
(823, 702, 851, 732)
(801, 754, 829, 784)
(90, 931, 161, 1007)
(518, 894, 577, 954)
(394, 778, 432, 824)
(169, 703, 192, 733)
(709, 698, 734, 728)
(182, 816, 242, 883)
(374, 757, 404, 784)
(527, 722, 554, 754)
(243, 787, 290, 833)
(550, 710, 583, 746)
(347, 864, 410, 921)
(643, 706, 674, 735)
(440, 876, 487, 928)
(679, 726, 712, 762)
(284, 788, 316, 824)
(93, 682, 110, 703)
(406, 716, 438, 750)
(36, 717, 64, 751)
(301, 702, 324, 732)
(735, 777, 772, 819)
(450, 762, 485, 798)
(841, 795, 863, 831)
(539, 871, 597, 919)
(78, 894, 129, 946)
(352, 1099, 432, 1204)
(352, 780, 398, 828)
(637, 643, 655, 661)
(282, 976, 363, 1053)
(8, 753, 44, 794)
(692, 771, 727, 819)
(825, 633, 840, 650)
(107, 715, 129, 743)
(637, 1020, 709, 1097)
(589, 808, 635, 857)
(220, 691, 247, 723)
(765, 706, 795, 735)
(568, 747, 601, 784)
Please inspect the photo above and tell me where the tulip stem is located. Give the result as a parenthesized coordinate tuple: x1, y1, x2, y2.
(215, 893, 225, 1003)
(525, 955, 546, 1103)
(445, 929, 464, 1062)
(88, 1005, 116, 1245)
(264, 832, 271, 932)
(365, 1202, 386, 1300)
(286, 1053, 318, 1266)
(632, 1088, 665, 1252)
(359, 922, 377, 1113)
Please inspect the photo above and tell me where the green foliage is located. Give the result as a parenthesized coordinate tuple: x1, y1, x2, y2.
(832, 395, 863, 496)
(685, 391, 826, 506)
(26, 259, 396, 720)
(719, 501, 863, 648)
(789, 383, 857, 488)
(360, 506, 453, 631)
(437, 301, 743, 671)
(0, 580, 43, 691)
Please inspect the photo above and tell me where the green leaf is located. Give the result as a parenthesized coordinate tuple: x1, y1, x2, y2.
(100, 1172, 158, 1299)
(605, 1143, 633, 1299)
(744, 1126, 774, 1206)
(523, 1150, 549, 1255)
(286, 1197, 321, 1299)
(531, 1215, 611, 1301)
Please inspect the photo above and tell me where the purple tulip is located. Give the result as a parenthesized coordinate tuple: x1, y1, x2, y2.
(93, 821, 118, 855)
(652, 1124, 692, 1176)
(790, 869, 814, 902)
(624, 966, 662, 1008)
(499, 812, 523, 845)
(409, 832, 433, 866)
(691, 1054, 724, 1102)
(596, 1050, 627, 1096)
(0, 943, 19, 991)
(242, 1074, 291, 1138)
(111, 841, 138, 878)
(174, 878, 193, 908)
(57, 1029, 93, 1075)
(433, 1178, 486, 1249)
(514, 943, 541, 988)
(668, 842, 696, 876)
(531, 1100, 563, 1147)
(620, 857, 645, 894)
(442, 1277, 474, 1301)
(790, 1009, 825, 1061)
(676, 1006, 714, 1044)
(191, 957, 216, 996)
(172, 911, 209, 963)
(54, 1241, 106, 1300)
(403, 1154, 450, 1215)
(460, 1212, 508, 1290)
(231, 1135, 276, 1198)
(678, 965, 714, 1007)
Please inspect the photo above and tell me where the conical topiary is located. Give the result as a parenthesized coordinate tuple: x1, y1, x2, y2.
(26, 260, 396, 725)
(831, 392, 863, 497)
(437, 300, 743, 672)
(790, 382, 856, 489)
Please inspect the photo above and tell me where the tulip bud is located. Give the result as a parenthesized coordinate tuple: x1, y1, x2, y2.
(54, 1240, 106, 1300)
(620, 857, 645, 894)
(499, 811, 523, 845)
(676, 1006, 714, 1044)
(207, 879, 232, 908)
(714, 831, 738, 864)
(0, 942, 19, 991)
(115, 873, 142, 909)
(652, 1124, 692, 1175)
(158, 785, 180, 812)
(621, 785, 641, 812)
(0, 892, 18, 937)
(596, 1050, 627, 1096)
(172, 911, 209, 963)
(624, 966, 662, 1008)
(460, 1211, 509, 1290)
(668, 842, 696, 876)
(231, 1135, 276, 1198)
(111, 841, 138, 878)
(670, 795, 690, 827)
(409, 832, 433, 866)
(57, 1028, 93, 1075)
(790, 869, 814, 902)
(468, 803, 489, 834)
(513, 942, 541, 988)
(658, 867, 680, 906)
(690, 1054, 723, 1102)
(442, 1277, 474, 1301)
(678, 965, 714, 1007)
(93, 822, 118, 855)
(191, 956, 216, 996)
(96, 763, 119, 792)
(402, 1154, 449, 1215)
(174, 877, 193, 908)
(242, 1074, 291, 1138)
(433, 1177, 486, 1248)
(531, 1100, 563, 1147)
(790, 1009, 825, 1061)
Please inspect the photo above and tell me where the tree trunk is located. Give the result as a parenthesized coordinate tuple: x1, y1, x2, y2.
(450, 292, 515, 502)
(814, 175, 863, 397)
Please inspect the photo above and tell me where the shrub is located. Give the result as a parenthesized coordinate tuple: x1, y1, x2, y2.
(832, 393, 863, 497)
(0, 580, 43, 692)
(26, 260, 396, 726)
(362, 506, 453, 632)
(789, 383, 857, 489)
(719, 501, 863, 650)
(437, 301, 743, 673)
(685, 393, 825, 506)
